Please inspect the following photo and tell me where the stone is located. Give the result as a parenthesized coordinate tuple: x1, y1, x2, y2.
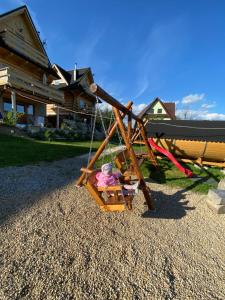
(208, 189, 225, 205)
(194, 164, 201, 169)
(206, 199, 225, 214)
(217, 178, 225, 190)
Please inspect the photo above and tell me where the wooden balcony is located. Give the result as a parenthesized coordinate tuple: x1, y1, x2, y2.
(47, 103, 95, 116)
(0, 29, 49, 68)
(0, 67, 64, 104)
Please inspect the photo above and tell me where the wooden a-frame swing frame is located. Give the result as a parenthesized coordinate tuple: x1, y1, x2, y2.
(76, 83, 157, 212)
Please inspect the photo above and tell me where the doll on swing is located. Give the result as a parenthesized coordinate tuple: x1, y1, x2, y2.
(96, 163, 139, 196)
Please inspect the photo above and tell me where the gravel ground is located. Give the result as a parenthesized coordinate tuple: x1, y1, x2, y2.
(0, 155, 225, 300)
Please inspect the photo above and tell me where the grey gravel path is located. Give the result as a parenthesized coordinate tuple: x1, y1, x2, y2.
(0, 156, 225, 300)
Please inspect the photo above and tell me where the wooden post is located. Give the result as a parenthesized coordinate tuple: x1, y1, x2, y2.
(76, 101, 133, 186)
(132, 119, 148, 142)
(11, 90, 16, 118)
(56, 106, 60, 129)
(113, 107, 155, 210)
(0, 90, 3, 116)
(90, 83, 141, 122)
(137, 121, 158, 168)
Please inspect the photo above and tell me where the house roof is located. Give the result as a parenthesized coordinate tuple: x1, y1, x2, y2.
(0, 5, 49, 60)
(164, 102, 175, 118)
(138, 97, 176, 120)
(0, 6, 61, 78)
(54, 65, 92, 86)
(146, 120, 225, 143)
(54, 65, 98, 103)
(54, 64, 72, 84)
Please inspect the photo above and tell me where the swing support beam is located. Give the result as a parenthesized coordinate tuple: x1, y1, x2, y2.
(77, 83, 157, 211)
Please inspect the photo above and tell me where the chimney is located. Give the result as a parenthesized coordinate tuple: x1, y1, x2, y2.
(71, 63, 77, 84)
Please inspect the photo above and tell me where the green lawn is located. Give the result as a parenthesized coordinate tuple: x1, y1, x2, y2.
(141, 158, 224, 194)
(0, 134, 101, 168)
(1, 134, 224, 194)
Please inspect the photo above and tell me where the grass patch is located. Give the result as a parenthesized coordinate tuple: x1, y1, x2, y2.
(141, 158, 224, 194)
(0, 134, 102, 168)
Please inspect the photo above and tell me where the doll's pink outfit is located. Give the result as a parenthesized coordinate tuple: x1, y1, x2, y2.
(96, 171, 121, 187)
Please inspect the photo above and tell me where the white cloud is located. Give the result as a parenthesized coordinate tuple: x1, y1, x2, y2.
(201, 103, 216, 109)
(203, 113, 225, 120)
(98, 102, 147, 121)
(181, 93, 205, 104)
(132, 103, 147, 115)
(176, 109, 225, 120)
(98, 102, 112, 111)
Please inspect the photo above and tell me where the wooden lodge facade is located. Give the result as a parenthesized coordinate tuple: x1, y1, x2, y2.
(0, 6, 64, 126)
(47, 64, 97, 128)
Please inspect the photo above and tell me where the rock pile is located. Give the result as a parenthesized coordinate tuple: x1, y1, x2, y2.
(207, 179, 225, 214)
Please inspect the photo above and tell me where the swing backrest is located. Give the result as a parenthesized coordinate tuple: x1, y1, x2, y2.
(114, 149, 130, 171)
(87, 169, 100, 186)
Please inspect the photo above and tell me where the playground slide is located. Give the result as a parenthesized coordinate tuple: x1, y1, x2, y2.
(148, 138, 193, 177)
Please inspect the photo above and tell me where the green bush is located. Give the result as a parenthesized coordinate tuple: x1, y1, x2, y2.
(3, 111, 17, 126)
(44, 129, 55, 141)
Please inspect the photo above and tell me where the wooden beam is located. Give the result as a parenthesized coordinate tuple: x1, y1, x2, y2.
(137, 121, 158, 168)
(97, 185, 122, 192)
(132, 119, 148, 143)
(90, 83, 142, 122)
(113, 107, 155, 210)
(56, 106, 60, 129)
(11, 90, 16, 117)
(76, 101, 133, 186)
(86, 181, 105, 207)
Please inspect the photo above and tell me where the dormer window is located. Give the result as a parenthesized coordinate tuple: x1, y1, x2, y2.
(158, 108, 162, 113)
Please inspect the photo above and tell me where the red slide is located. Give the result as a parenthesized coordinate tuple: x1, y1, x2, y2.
(149, 138, 193, 177)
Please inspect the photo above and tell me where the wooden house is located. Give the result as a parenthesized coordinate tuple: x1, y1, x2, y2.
(0, 6, 64, 127)
(138, 97, 176, 121)
(46, 64, 97, 128)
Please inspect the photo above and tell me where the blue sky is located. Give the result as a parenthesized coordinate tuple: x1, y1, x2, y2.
(1, 0, 225, 119)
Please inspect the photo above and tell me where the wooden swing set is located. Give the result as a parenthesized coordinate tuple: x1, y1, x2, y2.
(76, 83, 158, 212)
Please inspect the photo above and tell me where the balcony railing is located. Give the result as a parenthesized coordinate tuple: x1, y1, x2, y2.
(0, 29, 49, 68)
(46, 103, 95, 116)
(73, 103, 95, 115)
(0, 67, 64, 104)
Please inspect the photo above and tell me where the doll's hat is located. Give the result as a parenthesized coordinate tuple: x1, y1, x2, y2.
(101, 163, 112, 173)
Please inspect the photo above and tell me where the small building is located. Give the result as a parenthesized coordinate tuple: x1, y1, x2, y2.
(0, 6, 64, 127)
(46, 64, 97, 128)
(138, 97, 176, 121)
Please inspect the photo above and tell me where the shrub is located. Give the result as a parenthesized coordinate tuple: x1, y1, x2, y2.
(3, 111, 17, 126)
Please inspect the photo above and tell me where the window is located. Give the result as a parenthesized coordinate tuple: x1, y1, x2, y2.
(157, 108, 162, 113)
(3, 102, 11, 112)
(150, 108, 154, 114)
(16, 104, 25, 113)
(79, 99, 85, 109)
(27, 104, 34, 115)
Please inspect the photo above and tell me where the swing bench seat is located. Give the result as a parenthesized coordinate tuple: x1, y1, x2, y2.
(81, 168, 133, 212)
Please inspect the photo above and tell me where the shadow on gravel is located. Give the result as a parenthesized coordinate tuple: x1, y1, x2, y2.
(142, 189, 196, 219)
